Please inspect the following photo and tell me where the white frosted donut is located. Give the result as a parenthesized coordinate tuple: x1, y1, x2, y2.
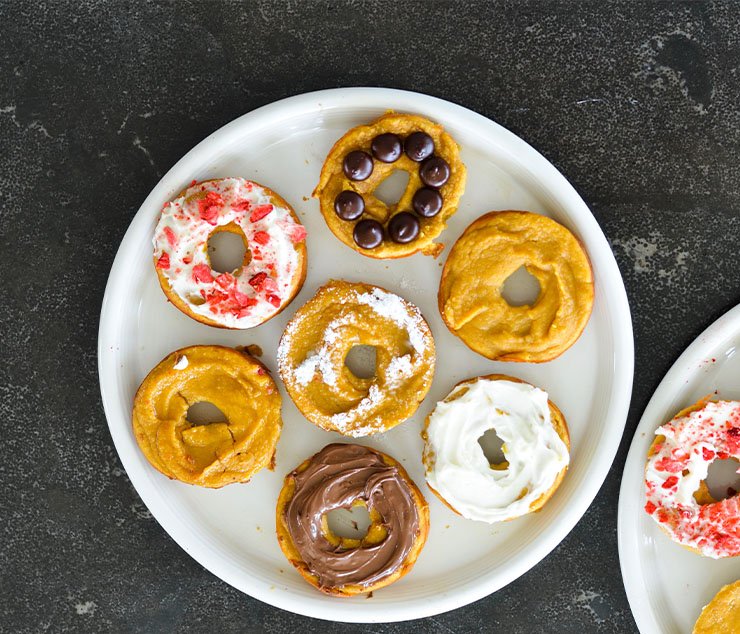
(644, 399, 740, 558)
(153, 177, 307, 329)
(423, 376, 570, 523)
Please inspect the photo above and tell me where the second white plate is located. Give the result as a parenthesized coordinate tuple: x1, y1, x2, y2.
(619, 303, 740, 633)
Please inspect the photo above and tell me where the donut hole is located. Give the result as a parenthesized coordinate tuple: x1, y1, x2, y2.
(325, 504, 372, 540)
(373, 169, 410, 207)
(478, 428, 508, 470)
(207, 226, 250, 274)
(186, 401, 228, 425)
(501, 265, 541, 307)
(344, 345, 377, 380)
(704, 457, 740, 502)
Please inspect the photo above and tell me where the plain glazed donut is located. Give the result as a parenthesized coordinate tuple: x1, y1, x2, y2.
(438, 210, 594, 362)
(277, 280, 435, 437)
(422, 374, 570, 523)
(276, 443, 430, 597)
(132, 345, 281, 488)
(645, 398, 740, 558)
(153, 177, 307, 329)
(313, 112, 466, 258)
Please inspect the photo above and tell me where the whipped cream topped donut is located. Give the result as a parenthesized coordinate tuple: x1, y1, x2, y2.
(153, 178, 307, 329)
(644, 399, 740, 558)
(423, 375, 570, 523)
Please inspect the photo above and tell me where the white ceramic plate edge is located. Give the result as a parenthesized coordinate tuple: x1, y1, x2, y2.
(618, 303, 740, 634)
(98, 87, 634, 622)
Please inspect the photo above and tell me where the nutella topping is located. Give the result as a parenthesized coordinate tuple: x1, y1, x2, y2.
(283, 443, 421, 588)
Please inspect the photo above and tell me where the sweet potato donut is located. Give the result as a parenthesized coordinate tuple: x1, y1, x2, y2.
(132, 345, 281, 488)
(313, 112, 466, 258)
(277, 280, 435, 437)
(276, 443, 430, 597)
(693, 580, 740, 633)
(422, 374, 570, 523)
(644, 398, 740, 558)
(153, 177, 307, 329)
(438, 210, 594, 362)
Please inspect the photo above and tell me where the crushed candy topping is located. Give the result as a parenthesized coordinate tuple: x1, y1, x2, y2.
(644, 400, 740, 558)
(153, 178, 306, 328)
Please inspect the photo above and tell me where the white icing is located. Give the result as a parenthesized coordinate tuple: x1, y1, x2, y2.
(424, 379, 569, 523)
(152, 178, 305, 329)
(644, 400, 740, 558)
(173, 355, 188, 370)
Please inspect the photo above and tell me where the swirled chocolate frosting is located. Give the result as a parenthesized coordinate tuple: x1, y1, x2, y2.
(284, 443, 421, 588)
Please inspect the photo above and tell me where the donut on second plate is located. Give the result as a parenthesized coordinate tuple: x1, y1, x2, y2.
(422, 374, 570, 523)
(693, 580, 740, 634)
(276, 443, 430, 597)
(277, 280, 435, 436)
(153, 177, 307, 329)
(132, 345, 281, 488)
(313, 112, 466, 258)
(438, 210, 594, 362)
(644, 398, 740, 558)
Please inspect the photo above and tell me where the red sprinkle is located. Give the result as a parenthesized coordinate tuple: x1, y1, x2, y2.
(249, 204, 273, 222)
(182, 256, 192, 265)
(190, 179, 197, 186)
(198, 191, 224, 225)
(662, 476, 679, 489)
(253, 231, 270, 245)
(232, 199, 252, 213)
(163, 226, 177, 248)
(192, 263, 214, 283)
(288, 224, 307, 243)
(233, 290, 254, 307)
(263, 276, 278, 294)
(215, 272, 236, 289)
(249, 272, 267, 291)
(644, 501, 657, 515)
(702, 447, 716, 461)
(156, 253, 170, 269)
(267, 294, 281, 307)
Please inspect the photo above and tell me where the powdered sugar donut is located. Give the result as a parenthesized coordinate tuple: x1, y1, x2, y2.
(277, 280, 435, 437)
(644, 398, 740, 558)
(153, 178, 307, 329)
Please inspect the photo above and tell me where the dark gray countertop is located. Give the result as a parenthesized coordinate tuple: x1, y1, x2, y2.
(2, 1, 739, 632)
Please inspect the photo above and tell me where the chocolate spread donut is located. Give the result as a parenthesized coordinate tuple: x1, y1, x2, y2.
(275, 443, 430, 596)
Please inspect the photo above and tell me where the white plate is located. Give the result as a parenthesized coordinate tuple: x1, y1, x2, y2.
(618, 304, 740, 633)
(98, 87, 633, 622)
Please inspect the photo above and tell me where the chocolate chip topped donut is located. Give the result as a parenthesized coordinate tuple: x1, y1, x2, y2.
(313, 112, 466, 258)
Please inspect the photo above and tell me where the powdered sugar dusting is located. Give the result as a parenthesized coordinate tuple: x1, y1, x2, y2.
(386, 354, 413, 387)
(330, 384, 383, 436)
(278, 282, 435, 436)
(355, 288, 427, 353)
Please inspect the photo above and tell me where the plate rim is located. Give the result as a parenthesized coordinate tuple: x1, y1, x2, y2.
(98, 86, 634, 622)
(617, 302, 740, 634)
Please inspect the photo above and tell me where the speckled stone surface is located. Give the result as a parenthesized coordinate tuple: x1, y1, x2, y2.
(2, 1, 740, 632)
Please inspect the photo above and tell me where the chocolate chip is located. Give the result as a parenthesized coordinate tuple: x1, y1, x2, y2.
(404, 132, 434, 162)
(388, 212, 420, 244)
(371, 133, 402, 163)
(412, 187, 443, 218)
(353, 219, 384, 249)
(343, 151, 374, 181)
(419, 157, 450, 188)
(334, 191, 365, 220)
